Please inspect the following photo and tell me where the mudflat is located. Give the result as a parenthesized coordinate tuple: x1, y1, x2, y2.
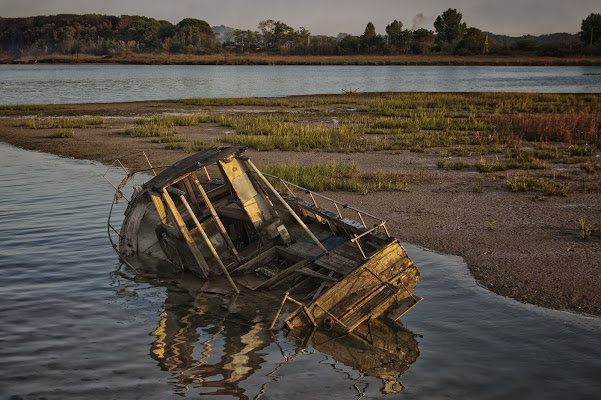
(1, 94, 599, 316)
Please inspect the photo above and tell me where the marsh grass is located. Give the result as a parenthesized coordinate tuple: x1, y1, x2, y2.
(261, 161, 409, 194)
(124, 120, 178, 137)
(447, 159, 471, 170)
(48, 130, 74, 138)
(177, 97, 291, 107)
(476, 161, 508, 173)
(15, 117, 106, 129)
(507, 174, 571, 196)
(580, 159, 601, 174)
(492, 114, 601, 145)
(152, 136, 187, 144)
(126, 93, 601, 159)
(0, 104, 69, 111)
(578, 217, 596, 239)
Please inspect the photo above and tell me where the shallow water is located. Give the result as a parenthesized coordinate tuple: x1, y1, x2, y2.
(1, 64, 600, 105)
(1, 143, 601, 399)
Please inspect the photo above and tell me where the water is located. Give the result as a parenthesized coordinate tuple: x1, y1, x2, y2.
(0, 64, 600, 105)
(1, 143, 601, 399)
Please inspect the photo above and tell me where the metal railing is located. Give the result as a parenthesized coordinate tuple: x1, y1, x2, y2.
(261, 173, 391, 259)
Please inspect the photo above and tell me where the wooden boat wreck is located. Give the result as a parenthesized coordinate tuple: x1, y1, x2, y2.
(107, 146, 422, 333)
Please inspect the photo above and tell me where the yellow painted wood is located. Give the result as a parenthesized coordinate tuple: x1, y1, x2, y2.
(219, 158, 274, 228)
(150, 193, 168, 224)
(178, 193, 240, 294)
(161, 189, 210, 278)
(191, 173, 241, 262)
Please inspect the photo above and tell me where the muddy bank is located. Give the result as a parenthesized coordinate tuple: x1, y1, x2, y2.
(1, 100, 600, 316)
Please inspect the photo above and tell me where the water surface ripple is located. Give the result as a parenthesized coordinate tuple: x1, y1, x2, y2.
(0, 64, 600, 105)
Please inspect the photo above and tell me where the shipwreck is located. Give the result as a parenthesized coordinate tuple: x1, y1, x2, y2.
(107, 146, 421, 333)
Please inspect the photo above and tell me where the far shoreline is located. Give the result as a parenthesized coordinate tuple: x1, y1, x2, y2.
(2, 53, 601, 66)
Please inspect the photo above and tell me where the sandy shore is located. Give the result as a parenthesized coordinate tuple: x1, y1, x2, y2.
(2, 100, 600, 316)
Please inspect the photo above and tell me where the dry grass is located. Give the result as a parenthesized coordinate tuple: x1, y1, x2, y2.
(492, 114, 601, 145)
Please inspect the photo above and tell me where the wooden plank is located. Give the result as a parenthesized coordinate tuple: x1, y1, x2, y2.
(314, 253, 360, 275)
(387, 295, 423, 321)
(297, 267, 338, 282)
(229, 246, 278, 275)
(287, 242, 324, 258)
(182, 174, 199, 204)
(161, 189, 210, 278)
(252, 258, 312, 291)
(145, 147, 238, 191)
(311, 271, 336, 302)
(150, 192, 168, 224)
(191, 172, 241, 262)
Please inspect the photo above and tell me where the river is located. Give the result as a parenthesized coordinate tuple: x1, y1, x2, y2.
(1, 143, 601, 399)
(1, 64, 600, 105)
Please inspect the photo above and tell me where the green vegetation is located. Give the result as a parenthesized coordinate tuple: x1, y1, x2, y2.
(506, 174, 571, 196)
(2, 10, 600, 60)
(170, 93, 601, 155)
(105, 92, 599, 198)
(261, 162, 409, 194)
(0, 15, 216, 57)
(15, 117, 106, 129)
(578, 217, 596, 239)
(48, 130, 74, 138)
(124, 120, 178, 137)
(176, 97, 290, 107)
(0, 104, 69, 111)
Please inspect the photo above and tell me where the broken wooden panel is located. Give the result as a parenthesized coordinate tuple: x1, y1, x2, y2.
(285, 240, 419, 332)
(218, 157, 277, 229)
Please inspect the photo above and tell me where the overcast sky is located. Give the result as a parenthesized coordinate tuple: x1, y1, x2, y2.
(2, 0, 599, 36)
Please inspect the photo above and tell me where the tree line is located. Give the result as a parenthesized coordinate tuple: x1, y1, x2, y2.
(1, 10, 600, 59)
(0, 14, 218, 57)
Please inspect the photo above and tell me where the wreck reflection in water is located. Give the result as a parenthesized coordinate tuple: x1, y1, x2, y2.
(121, 270, 419, 397)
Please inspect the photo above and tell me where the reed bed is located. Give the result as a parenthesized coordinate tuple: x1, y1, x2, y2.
(261, 161, 409, 194)
(127, 93, 600, 187)
(124, 120, 178, 137)
(491, 114, 601, 145)
(15, 117, 106, 129)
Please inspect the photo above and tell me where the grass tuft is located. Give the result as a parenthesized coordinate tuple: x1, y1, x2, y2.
(261, 161, 409, 194)
(48, 130, 74, 138)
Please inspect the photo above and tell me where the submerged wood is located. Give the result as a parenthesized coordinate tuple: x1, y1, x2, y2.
(109, 146, 422, 333)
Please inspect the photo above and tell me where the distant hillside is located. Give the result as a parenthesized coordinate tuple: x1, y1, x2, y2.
(490, 32, 580, 47)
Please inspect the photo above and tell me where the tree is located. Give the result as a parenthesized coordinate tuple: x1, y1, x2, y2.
(386, 20, 410, 53)
(455, 27, 488, 55)
(359, 22, 384, 54)
(337, 34, 359, 54)
(173, 18, 216, 54)
(580, 13, 601, 46)
(434, 8, 466, 43)
(257, 19, 294, 51)
(232, 29, 260, 52)
(410, 28, 435, 54)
